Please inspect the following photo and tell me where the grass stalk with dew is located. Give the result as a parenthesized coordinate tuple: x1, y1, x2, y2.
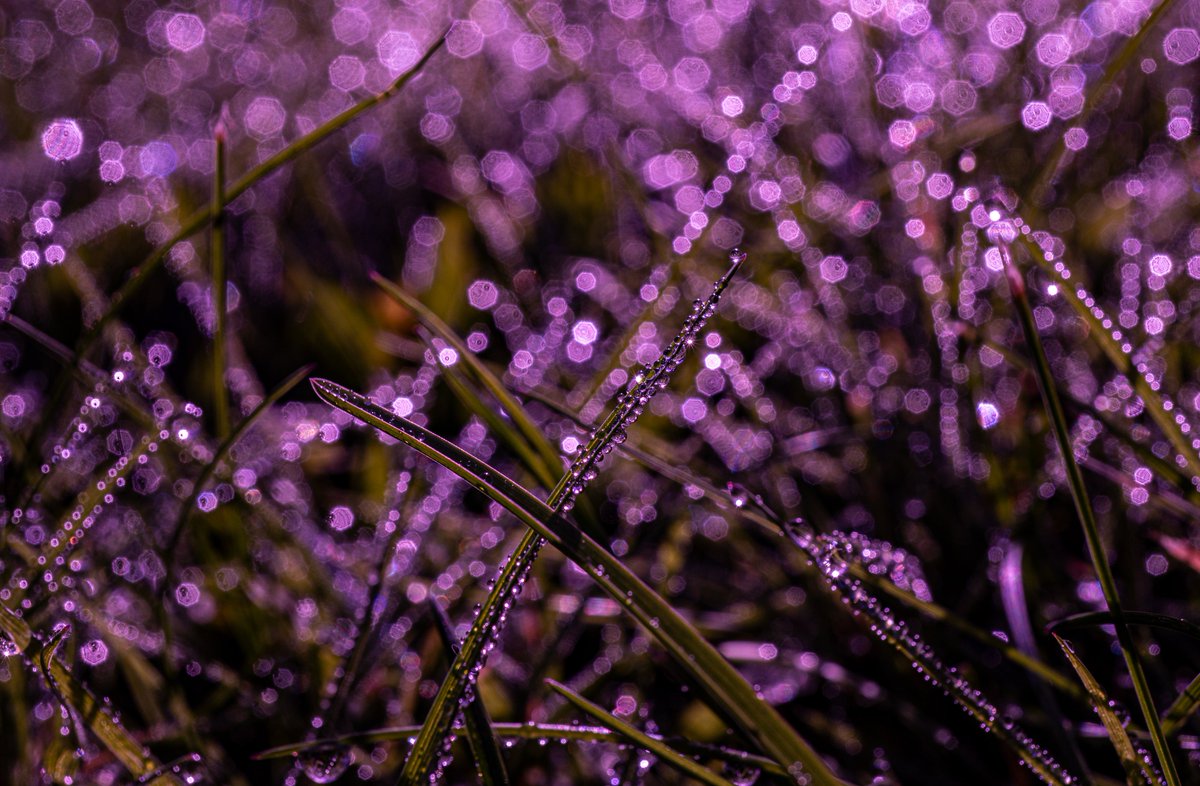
(1054, 635, 1163, 786)
(389, 252, 770, 785)
(255, 722, 789, 778)
(1003, 244, 1182, 786)
(426, 598, 510, 786)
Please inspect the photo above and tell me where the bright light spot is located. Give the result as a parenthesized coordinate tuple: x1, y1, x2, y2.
(976, 401, 1000, 429)
(42, 119, 83, 161)
(1021, 101, 1052, 131)
(329, 506, 354, 531)
(680, 397, 707, 423)
(80, 640, 109, 665)
(467, 279, 498, 309)
(166, 13, 206, 52)
(987, 12, 1026, 49)
(563, 318, 597, 347)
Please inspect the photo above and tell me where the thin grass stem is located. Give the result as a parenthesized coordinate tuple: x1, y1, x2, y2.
(1004, 246, 1181, 786)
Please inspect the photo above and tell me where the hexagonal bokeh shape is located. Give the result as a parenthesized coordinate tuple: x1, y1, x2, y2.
(42, 119, 83, 161)
(1163, 28, 1200, 65)
(328, 55, 365, 92)
(377, 31, 420, 74)
(1036, 33, 1070, 67)
(940, 80, 977, 116)
(165, 13, 205, 52)
(245, 97, 286, 139)
(1021, 100, 1052, 131)
(445, 20, 484, 59)
(987, 12, 1026, 49)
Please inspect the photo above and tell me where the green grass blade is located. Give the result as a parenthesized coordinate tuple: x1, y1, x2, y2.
(545, 679, 736, 786)
(1054, 635, 1163, 786)
(427, 599, 510, 786)
(310, 377, 840, 785)
(211, 120, 230, 441)
(1005, 247, 1181, 786)
(1161, 673, 1200, 736)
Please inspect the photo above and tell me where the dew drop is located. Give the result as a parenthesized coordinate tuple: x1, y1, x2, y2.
(298, 745, 352, 784)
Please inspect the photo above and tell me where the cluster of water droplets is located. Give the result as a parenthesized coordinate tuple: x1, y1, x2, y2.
(784, 518, 1077, 786)
(558, 248, 746, 514)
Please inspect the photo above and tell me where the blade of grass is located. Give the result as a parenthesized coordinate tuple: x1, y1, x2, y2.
(211, 119, 230, 441)
(1161, 673, 1200, 736)
(1005, 246, 1181, 786)
(253, 722, 787, 777)
(310, 377, 840, 785)
(427, 599, 510, 786)
(1047, 612, 1200, 643)
(1054, 634, 1163, 786)
(1000, 542, 1093, 781)
(391, 253, 776, 784)
(545, 679, 737, 786)
(370, 271, 561, 476)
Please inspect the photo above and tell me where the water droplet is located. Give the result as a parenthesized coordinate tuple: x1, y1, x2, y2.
(298, 745, 351, 784)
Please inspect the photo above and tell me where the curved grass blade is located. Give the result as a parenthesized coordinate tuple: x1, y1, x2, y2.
(1000, 543, 1093, 780)
(427, 599, 510, 786)
(310, 377, 840, 785)
(1162, 674, 1200, 736)
(545, 679, 736, 786)
(1005, 246, 1181, 786)
(1054, 635, 1164, 786)
(371, 271, 562, 478)
(1047, 612, 1200, 643)
(253, 722, 787, 777)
